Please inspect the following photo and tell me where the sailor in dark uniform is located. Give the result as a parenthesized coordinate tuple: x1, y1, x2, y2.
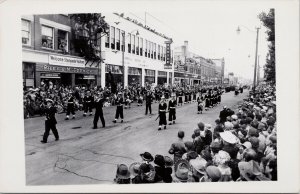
(158, 96, 167, 130)
(145, 90, 153, 115)
(188, 90, 192, 103)
(65, 92, 75, 120)
(193, 90, 197, 102)
(178, 89, 183, 106)
(113, 92, 124, 123)
(205, 92, 210, 110)
(197, 93, 204, 114)
(83, 90, 94, 116)
(93, 92, 106, 129)
(168, 93, 177, 125)
(184, 89, 188, 104)
(41, 99, 59, 143)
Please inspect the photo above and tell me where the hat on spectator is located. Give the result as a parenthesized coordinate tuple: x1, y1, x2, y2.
(116, 164, 130, 179)
(45, 98, 54, 104)
(231, 115, 238, 120)
(190, 157, 207, 175)
(184, 141, 195, 151)
(140, 152, 154, 162)
(175, 159, 190, 181)
(187, 151, 199, 160)
(248, 127, 259, 137)
(249, 137, 260, 149)
(224, 122, 234, 130)
(213, 150, 231, 165)
(220, 131, 238, 144)
(194, 129, 200, 137)
(164, 156, 173, 167)
(206, 166, 222, 182)
(257, 123, 266, 131)
(129, 162, 141, 177)
(154, 155, 165, 167)
(238, 160, 267, 181)
(139, 163, 154, 174)
(242, 141, 252, 149)
(269, 135, 277, 144)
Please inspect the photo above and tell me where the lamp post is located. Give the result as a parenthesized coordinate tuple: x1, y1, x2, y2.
(237, 25, 260, 92)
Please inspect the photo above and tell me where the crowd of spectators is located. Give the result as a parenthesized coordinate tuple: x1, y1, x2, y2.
(113, 84, 277, 183)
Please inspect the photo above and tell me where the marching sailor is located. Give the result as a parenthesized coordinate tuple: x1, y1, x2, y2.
(93, 92, 106, 129)
(113, 92, 124, 123)
(168, 93, 177, 125)
(41, 99, 59, 143)
(158, 95, 167, 130)
(65, 92, 76, 120)
(197, 93, 204, 114)
(83, 90, 94, 116)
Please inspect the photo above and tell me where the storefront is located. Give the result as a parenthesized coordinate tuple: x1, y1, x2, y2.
(105, 64, 123, 87)
(157, 71, 167, 85)
(35, 63, 99, 87)
(144, 69, 155, 85)
(23, 62, 35, 88)
(128, 67, 142, 86)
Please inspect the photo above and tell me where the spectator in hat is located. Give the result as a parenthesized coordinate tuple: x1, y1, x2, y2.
(182, 141, 195, 160)
(220, 131, 239, 159)
(153, 155, 165, 183)
(139, 163, 156, 183)
(189, 157, 208, 182)
(237, 160, 270, 181)
(129, 162, 142, 184)
(140, 152, 154, 164)
(163, 156, 173, 183)
(114, 164, 131, 184)
(169, 131, 187, 165)
(173, 159, 195, 183)
(204, 165, 222, 182)
(210, 141, 222, 156)
(213, 150, 232, 181)
(248, 137, 264, 163)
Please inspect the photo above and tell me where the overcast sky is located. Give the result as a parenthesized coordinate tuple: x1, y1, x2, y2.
(127, 5, 271, 80)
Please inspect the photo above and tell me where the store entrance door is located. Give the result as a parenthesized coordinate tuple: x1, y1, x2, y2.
(61, 73, 72, 86)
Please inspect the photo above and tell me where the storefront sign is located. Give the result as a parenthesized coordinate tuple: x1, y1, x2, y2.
(40, 73, 61, 78)
(36, 64, 98, 74)
(164, 41, 172, 69)
(49, 55, 85, 68)
(83, 75, 96, 79)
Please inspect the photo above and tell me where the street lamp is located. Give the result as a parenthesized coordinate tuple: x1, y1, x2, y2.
(236, 25, 260, 93)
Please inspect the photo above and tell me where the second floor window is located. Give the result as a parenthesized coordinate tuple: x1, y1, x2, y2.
(136, 36, 139, 55)
(158, 45, 160, 60)
(145, 40, 148, 56)
(128, 33, 131, 53)
(121, 30, 125, 52)
(41, 25, 54, 49)
(22, 19, 31, 46)
(154, 43, 156, 59)
(116, 28, 120, 51)
(140, 38, 143, 56)
(132, 34, 135, 54)
(105, 27, 110, 48)
(57, 30, 68, 52)
(110, 26, 115, 49)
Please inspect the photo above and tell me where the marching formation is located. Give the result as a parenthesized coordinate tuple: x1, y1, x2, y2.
(112, 84, 277, 183)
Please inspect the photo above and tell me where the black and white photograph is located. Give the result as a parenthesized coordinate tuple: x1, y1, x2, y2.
(0, 0, 299, 193)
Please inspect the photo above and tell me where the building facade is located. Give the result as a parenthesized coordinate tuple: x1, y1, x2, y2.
(174, 41, 218, 86)
(211, 58, 225, 84)
(22, 13, 174, 88)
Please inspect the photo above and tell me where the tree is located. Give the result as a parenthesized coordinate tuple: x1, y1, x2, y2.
(69, 13, 109, 62)
(258, 9, 275, 85)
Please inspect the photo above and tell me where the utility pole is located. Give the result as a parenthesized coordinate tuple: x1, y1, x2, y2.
(253, 27, 260, 92)
(257, 55, 260, 86)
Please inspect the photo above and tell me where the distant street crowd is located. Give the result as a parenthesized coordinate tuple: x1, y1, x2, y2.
(112, 84, 277, 183)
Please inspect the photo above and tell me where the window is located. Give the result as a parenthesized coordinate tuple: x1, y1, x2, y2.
(132, 34, 135, 54)
(128, 33, 131, 53)
(110, 26, 115, 49)
(151, 42, 153, 59)
(158, 45, 160, 60)
(163, 46, 166, 61)
(22, 19, 31, 46)
(154, 43, 156, 59)
(136, 36, 139, 55)
(57, 30, 68, 52)
(116, 28, 120, 51)
(121, 30, 125, 51)
(41, 25, 54, 49)
(145, 40, 147, 56)
(148, 41, 150, 58)
(140, 38, 143, 56)
(105, 26, 110, 48)
(161, 46, 164, 61)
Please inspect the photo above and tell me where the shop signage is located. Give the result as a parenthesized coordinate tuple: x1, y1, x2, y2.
(36, 64, 98, 75)
(164, 41, 172, 69)
(49, 55, 86, 68)
(40, 73, 61, 78)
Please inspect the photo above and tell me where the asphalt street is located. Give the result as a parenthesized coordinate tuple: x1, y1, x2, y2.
(24, 90, 248, 185)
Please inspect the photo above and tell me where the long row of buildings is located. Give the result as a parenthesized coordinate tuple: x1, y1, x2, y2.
(22, 13, 225, 89)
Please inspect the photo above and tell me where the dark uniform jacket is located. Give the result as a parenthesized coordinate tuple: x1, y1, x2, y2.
(146, 94, 153, 104)
(168, 99, 176, 111)
(158, 103, 167, 114)
(115, 97, 123, 106)
(94, 98, 105, 111)
(45, 106, 57, 124)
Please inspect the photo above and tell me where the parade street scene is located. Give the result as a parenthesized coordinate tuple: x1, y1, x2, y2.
(22, 8, 276, 185)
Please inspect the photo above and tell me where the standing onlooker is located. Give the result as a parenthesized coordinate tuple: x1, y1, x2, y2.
(169, 131, 187, 165)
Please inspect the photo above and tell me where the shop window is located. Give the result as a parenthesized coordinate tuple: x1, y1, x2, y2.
(22, 19, 31, 46)
(41, 25, 54, 49)
(58, 29, 68, 52)
(110, 26, 115, 49)
(128, 33, 131, 53)
(140, 38, 143, 56)
(116, 28, 120, 51)
(105, 26, 110, 48)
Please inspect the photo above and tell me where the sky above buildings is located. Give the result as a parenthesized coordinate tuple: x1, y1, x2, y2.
(125, 3, 271, 80)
